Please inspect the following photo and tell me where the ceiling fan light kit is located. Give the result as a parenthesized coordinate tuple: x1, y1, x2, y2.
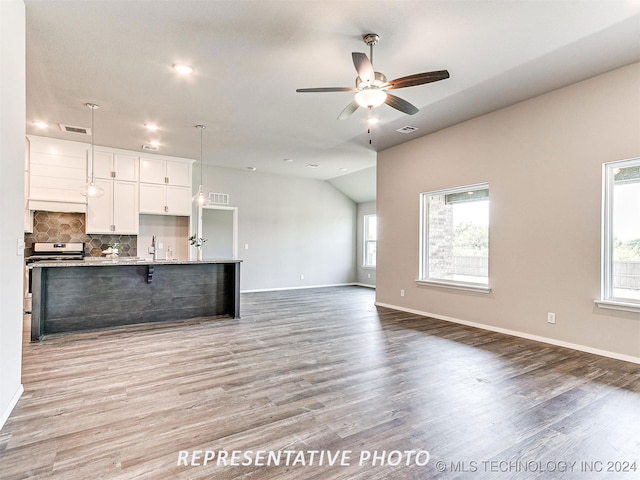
(296, 33, 449, 119)
(355, 89, 387, 108)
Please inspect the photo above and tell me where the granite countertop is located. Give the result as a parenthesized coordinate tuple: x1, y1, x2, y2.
(29, 258, 242, 268)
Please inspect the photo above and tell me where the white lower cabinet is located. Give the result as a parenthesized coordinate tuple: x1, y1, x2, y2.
(139, 183, 191, 216)
(86, 180, 139, 234)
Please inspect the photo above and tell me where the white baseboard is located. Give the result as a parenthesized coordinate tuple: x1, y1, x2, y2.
(242, 283, 359, 293)
(0, 384, 24, 431)
(375, 302, 640, 365)
(354, 283, 376, 289)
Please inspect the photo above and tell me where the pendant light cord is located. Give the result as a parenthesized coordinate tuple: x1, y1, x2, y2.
(91, 106, 94, 182)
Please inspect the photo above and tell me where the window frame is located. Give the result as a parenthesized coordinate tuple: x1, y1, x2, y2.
(597, 157, 640, 313)
(418, 182, 491, 293)
(363, 213, 377, 269)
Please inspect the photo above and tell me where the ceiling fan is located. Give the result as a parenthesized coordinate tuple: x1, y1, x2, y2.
(296, 33, 450, 120)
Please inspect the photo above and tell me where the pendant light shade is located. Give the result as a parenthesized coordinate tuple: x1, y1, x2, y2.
(192, 124, 209, 206)
(80, 102, 105, 198)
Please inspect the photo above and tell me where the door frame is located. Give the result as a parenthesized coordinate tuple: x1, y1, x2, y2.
(197, 205, 239, 259)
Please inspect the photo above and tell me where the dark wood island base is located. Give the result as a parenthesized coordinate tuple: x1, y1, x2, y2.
(30, 259, 241, 341)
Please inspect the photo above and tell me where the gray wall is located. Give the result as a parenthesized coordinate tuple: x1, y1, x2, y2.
(1, 0, 25, 430)
(377, 62, 640, 362)
(356, 201, 376, 287)
(195, 166, 357, 291)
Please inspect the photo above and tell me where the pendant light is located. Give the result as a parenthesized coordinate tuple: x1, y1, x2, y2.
(80, 103, 104, 198)
(192, 124, 209, 206)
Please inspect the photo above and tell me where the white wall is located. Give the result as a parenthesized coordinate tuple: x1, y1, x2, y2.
(356, 201, 376, 287)
(377, 62, 640, 362)
(195, 165, 357, 291)
(0, 0, 26, 430)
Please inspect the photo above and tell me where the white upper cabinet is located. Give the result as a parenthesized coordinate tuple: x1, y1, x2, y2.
(86, 179, 139, 234)
(139, 157, 166, 184)
(139, 184, 191, 216)
(165, 161, 191, 186)
(86, 150, 139, 233)
(139, 157, 193, 215)
(91, 151, 138, 182)
(140, 158, 190, 186)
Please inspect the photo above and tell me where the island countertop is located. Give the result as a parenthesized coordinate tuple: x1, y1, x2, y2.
(29, 258, 242, 268)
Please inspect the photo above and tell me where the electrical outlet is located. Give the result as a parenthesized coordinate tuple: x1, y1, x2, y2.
(547, 312, 556, 324)
(244, 244, 249, 250)
(400, 289, 405, 297)
(300, 274, 304, 280)
(367, 273, 371, 279)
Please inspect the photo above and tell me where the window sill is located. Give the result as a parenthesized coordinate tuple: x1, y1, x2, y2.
(362, 266, 376, 270)
(595, 299, 640, 314)
(415, 279, 492, 294)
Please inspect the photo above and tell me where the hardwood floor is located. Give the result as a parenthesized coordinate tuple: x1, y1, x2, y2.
(1, 286, 639, 479)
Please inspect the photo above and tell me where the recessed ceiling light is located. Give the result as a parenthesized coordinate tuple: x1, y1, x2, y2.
(283, 158, 293, 163)
(32, 121, 48, 128)
(339, 168, 348, 172)
(144, 124, 159, 131)
(172, 64, 194, 75)
(306, 164, 319, 168)
(246, 166, 257, 171)
(148, 140, 160, 147)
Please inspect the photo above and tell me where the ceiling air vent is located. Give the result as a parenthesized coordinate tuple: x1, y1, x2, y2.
(396, 125, 419, 134)
(59, 124, 90, 135)
(142, 144, 159, 152)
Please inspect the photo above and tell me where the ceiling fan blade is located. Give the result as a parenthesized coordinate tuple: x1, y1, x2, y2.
(337, 100, 359, 120)
(296, 87, 357, 93)
(385, 93, 419, 115)
(352, 52, 375, 84)
(387, 70, 450, 90)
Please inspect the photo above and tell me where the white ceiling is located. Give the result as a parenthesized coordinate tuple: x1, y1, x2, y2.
(25, 1, 640, 191)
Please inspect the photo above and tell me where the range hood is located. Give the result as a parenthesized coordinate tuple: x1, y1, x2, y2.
(28, 199, 87, 214)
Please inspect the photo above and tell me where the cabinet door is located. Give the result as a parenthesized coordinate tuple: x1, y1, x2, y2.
(114, 154, 138, 182)
(91, 151, 114, 180)
(140, 157, 167, 184)
(166, 185, 192, 215)
(86, 179, 113, 233)
(139, 183, 166, 214)
(166, 161, 191, 186)
(113, 181, 138, 233)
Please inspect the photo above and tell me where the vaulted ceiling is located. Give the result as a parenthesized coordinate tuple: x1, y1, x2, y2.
(25, 0, 640, 191)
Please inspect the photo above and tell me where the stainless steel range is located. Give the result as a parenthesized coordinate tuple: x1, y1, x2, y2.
(24, 242, 86, 314)
(28, 242, 86, 262)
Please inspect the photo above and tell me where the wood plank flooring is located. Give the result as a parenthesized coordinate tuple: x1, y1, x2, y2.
(1, 286, 639, 479)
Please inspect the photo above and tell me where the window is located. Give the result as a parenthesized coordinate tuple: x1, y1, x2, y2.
(363, 214, 377, 268)
(419, 183, 490, 291)
(600, 158, 640, 309)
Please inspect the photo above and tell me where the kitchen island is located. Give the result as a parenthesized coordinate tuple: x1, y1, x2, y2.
(30, 258, 241, 341)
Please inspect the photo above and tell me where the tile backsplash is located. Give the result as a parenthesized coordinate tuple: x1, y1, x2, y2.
(24, 211, 137, 257)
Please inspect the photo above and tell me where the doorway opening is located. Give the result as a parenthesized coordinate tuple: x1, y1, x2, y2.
(198, 205, 238, 259)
